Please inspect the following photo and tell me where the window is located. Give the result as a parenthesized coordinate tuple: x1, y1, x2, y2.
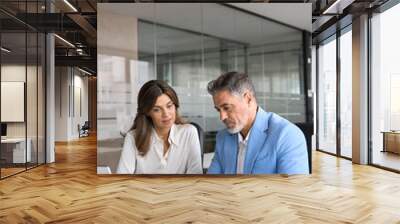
(339, 27, 352, 158)
(371, 3, 400, 171)
(317, 36, 337, 155)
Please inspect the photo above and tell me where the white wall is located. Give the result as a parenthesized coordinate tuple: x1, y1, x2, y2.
(55, 67, 89, 141)
(1, 63, 46, 164)
(1, 65, 36, 138)
(1, 65, 26, 134)
(72, 73, 89, 138)
(55, 67, 68, 141)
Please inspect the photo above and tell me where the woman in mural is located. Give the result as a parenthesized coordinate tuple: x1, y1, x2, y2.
(117, 80, 203, 174)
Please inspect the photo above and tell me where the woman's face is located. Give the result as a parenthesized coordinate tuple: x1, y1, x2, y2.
(147, 94, 176, 131)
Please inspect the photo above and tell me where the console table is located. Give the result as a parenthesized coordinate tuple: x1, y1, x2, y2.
(382, 131, 400, 154)
(1, 138, 32, 163)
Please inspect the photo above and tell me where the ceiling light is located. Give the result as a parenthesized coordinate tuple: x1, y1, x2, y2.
(322, 0, 354, 15)
(76, 48, 84, 55)
(63, 0, 78, 12)
(54, 34, 75, 48)
(78, 67, 92, 76)
(1, 47, 11, 53)
(323, 0, 343, 14)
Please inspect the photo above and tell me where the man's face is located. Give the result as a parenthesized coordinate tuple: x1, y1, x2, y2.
(212, 90, 251, 134)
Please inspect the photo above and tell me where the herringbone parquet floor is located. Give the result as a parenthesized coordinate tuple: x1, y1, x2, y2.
(1, 134, 400, 223)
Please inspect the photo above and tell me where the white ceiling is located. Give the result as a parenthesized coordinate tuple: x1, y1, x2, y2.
(99, 3, 308, 44)
(228, 3, 312, 32)
(99, 3, 308, 55)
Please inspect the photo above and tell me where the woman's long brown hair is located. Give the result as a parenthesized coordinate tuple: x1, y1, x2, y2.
(132, 80, 184, 156)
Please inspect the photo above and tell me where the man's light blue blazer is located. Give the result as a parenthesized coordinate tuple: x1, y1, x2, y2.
(207, 107, 309, 175)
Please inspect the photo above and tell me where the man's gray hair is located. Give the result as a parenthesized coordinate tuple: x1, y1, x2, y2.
(207, 71, 256, 97)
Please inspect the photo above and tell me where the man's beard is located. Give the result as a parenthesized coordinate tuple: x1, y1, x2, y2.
(226, 123, 244, 134)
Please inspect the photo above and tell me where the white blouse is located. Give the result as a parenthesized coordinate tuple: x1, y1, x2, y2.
(116, 124, 203, 174)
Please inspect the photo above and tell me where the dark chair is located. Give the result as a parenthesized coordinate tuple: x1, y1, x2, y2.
(79, 121, 90, 138)
(295, 122, 313, 174)
(190, 122, 205, 173)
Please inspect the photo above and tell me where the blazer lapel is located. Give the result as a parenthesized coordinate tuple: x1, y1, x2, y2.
(243, 108, 270, 174)
(243, 129, 267, 174)
(224, 133, 238, 174)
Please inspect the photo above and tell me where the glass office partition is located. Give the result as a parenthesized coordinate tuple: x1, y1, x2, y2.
(1, 31, 28, 177)
(0, 2, 46, 179)
(264, 40, 304, 122)
(317, 35, 337, 155)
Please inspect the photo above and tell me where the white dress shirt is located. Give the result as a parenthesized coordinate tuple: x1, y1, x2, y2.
(237, 129, 251, 174)
(116, 124, 203, 174)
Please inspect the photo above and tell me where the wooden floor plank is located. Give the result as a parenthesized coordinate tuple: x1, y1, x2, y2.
(1, 134, 400, 223)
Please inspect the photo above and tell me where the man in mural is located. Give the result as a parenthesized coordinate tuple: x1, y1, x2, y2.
(207, 71, 309, 174)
